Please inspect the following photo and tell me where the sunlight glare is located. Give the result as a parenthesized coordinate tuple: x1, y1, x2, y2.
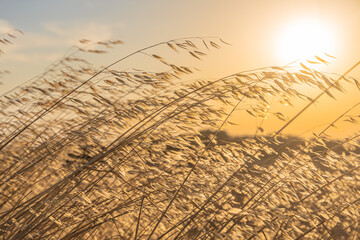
(277, 19, 336, 63)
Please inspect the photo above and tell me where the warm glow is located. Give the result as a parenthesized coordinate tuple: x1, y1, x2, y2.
(277, 19, 337, 62)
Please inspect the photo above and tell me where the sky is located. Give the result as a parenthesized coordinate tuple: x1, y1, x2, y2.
(0, 0, 360, 137)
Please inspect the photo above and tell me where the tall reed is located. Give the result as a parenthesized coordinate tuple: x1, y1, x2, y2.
(0, 36, 359, 239)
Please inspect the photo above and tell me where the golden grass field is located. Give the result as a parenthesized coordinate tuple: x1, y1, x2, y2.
(0, 34, 360, 239)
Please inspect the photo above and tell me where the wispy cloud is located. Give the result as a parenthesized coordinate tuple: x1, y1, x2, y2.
(0, 32, 65, 63)
(0, 19, 122, 92)
(0, 19, 14, 33)
(1, 20, 121, 64)
(44, 21, 117, 44)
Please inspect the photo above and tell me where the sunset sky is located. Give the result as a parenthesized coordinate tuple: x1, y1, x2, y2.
(0, 0, 359, 137)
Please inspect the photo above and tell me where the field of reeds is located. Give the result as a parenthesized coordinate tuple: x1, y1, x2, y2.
(0, 31, 360, 239)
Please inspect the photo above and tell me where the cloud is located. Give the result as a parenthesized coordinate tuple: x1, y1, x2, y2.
(0, 19, 126, 80)
(0, 19, 14, 33)
(3, 51, 63, 63)
(1, 20, 120, 64)
(0, 18, 125, 92)
(0, 31, 65, 63)
(44, 21, 116, 44)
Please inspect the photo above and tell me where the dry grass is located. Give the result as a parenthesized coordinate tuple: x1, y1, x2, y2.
(0, 36, 359, 239)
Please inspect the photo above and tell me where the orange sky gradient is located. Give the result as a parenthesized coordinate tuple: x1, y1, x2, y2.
(0, 0, 359, 138)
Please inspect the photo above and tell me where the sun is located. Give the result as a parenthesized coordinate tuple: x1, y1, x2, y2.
(277, 18, 337, 63)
